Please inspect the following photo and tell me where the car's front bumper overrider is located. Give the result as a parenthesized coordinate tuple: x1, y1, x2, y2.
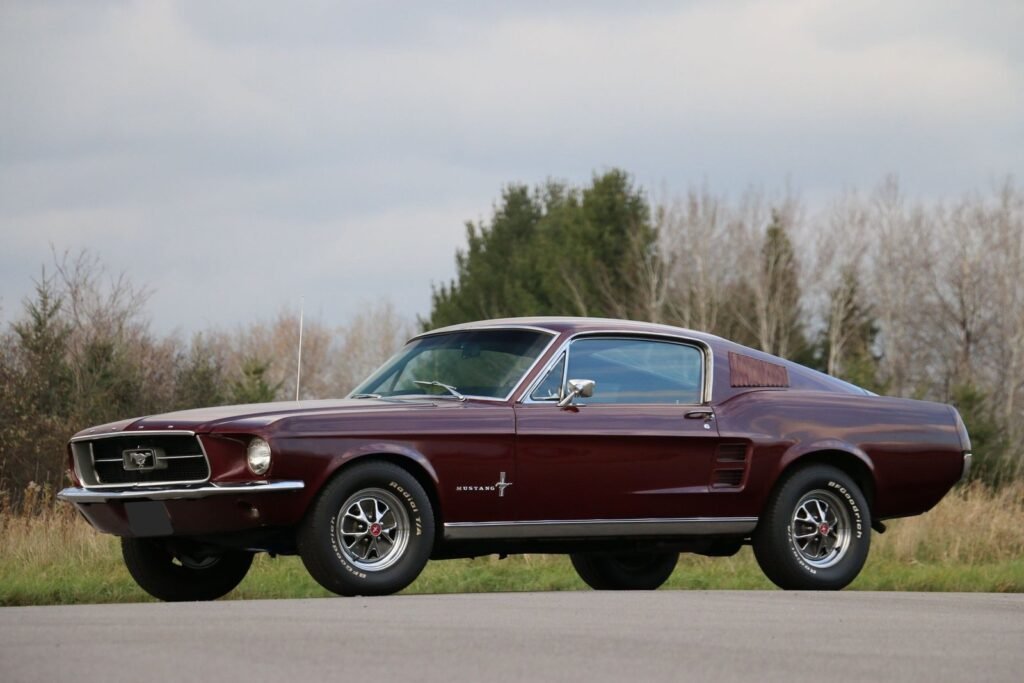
(57, 480, 305, 503)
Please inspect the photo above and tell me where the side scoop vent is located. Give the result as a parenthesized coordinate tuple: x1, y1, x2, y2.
(712, 443, 749, 489)
(716, 443, 748, 463)
(712, 469, 745, 488)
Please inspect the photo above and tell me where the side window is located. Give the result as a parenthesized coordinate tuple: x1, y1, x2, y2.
(566, 338, 703, 405)
(529, 354, 565, 401)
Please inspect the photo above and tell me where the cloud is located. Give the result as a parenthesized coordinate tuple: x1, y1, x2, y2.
(1, 0, 1020, 331)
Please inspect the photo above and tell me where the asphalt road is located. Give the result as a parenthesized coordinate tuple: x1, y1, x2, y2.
(1, 591, 1021, 682)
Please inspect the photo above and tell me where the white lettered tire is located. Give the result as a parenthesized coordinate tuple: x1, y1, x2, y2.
(298, 461, 435, 596)
(752, 464, 871, 590)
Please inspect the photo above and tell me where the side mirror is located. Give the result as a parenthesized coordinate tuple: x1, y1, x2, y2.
(558, 379, 596, 408)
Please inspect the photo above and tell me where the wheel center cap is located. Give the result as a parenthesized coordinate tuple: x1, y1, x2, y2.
(369, 522, 383, 538)
(819, 522, 830, 535)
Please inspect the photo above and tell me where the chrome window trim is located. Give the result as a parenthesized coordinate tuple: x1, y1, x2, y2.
(525, 351, 567, 403)
(518, 330, 714, 406)
(57, 480, 305, 503)
(70, 430, 212, 490)
(353, 326, 560, 404)
(410, 323, 560, 341)
(443, 517, 757, 541)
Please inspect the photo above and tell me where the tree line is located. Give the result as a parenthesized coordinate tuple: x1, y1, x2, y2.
(429, 170, 1023, 486)
(1, 170, 1020, 501)
(0, 251, 411, 501)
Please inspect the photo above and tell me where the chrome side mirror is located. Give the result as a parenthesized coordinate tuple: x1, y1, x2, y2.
(558, 379, 595, 408)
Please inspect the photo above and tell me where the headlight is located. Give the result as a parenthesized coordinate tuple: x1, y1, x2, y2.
(247, 437, 272, 475)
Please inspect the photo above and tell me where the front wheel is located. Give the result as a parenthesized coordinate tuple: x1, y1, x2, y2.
(121, 538, 253, 602)
(753, 464, 871, 590)
(298, 461, 435, 596)
(570, 551, 678, 590)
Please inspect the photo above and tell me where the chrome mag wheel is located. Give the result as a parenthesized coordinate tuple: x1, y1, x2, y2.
(336, 488, 411, 572)
(790, 489, 852, 569)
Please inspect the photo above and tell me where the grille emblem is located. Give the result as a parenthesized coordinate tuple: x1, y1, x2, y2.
(123, 448, 157, 471)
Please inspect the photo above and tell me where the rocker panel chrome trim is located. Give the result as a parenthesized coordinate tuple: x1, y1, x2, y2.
(443, 517, 757, 541)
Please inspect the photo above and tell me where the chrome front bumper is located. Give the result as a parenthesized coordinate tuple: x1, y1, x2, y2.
(57, 480, 305, 503)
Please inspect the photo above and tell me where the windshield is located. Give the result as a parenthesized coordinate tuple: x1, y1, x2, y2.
(351, 329, 553, 400)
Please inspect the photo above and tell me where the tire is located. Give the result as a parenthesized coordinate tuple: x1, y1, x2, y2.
(121, 538, 253, 602)
(570, 551, 678, 590)
(753, 464, 871, 590)
(298, 461, 435, 597)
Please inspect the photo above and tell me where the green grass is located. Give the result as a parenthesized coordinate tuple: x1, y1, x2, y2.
(2, 482, 1023, 606)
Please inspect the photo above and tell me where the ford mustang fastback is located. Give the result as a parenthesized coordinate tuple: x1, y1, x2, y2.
(58, 317, 971, 600)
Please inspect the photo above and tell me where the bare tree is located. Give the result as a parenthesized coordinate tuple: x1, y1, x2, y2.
(658, 187, 733, 332)
(331, 301, 415, 395)
(227, 309, 334, 401)
(810, 190, 872, 376)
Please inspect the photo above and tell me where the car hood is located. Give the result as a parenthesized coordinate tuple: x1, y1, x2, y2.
(71, 398, 444, 439)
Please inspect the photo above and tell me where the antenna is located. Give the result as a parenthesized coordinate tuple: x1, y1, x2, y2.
(295, 297, 304, 402)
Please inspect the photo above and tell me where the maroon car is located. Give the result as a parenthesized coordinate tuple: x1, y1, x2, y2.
(59, 317, 971, 600)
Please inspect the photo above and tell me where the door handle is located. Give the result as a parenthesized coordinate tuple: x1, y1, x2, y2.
(685, 410, 714, 420)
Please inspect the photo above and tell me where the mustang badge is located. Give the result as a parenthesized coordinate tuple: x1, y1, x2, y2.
(456, 471, 513, 497)
(122, 448, 156, 470)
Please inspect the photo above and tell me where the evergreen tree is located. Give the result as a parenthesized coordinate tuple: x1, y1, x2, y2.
(427, 170, 658, 329)
(761, 212, 807, 360)
(813, 266, 884, 391)
(950, 383, 1008, 486)
(11, 273, 72, 418)
(230, 357, 281, 404)
(173, 335, 229, 409)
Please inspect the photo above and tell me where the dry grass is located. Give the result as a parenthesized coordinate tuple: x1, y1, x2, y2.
(874, 482, 1024, 564)
(1, 482, 1022, 605)
(1, 482, 112, 565)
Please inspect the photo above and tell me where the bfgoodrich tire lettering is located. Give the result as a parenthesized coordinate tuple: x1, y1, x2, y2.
(753, 464, 871, 590)
(298, 461, 435, 596)
(570, 551, 678, 590)
(121, 538, 253, 602)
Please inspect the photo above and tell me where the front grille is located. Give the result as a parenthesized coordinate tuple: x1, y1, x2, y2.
(75, 434, 210, 487)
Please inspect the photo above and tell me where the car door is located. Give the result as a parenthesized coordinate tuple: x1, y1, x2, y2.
(513, 335, 722, 523)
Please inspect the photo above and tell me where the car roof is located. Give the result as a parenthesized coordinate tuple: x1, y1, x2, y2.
(422, 316, 729, 346)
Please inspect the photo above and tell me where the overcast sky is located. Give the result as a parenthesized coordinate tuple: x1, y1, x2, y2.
(1, 0, 1021, 335)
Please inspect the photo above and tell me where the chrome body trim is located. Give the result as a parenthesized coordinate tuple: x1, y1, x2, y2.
(57, 480, 306, 503)
(519, 331, 715, 405)
(69, 430, 212, 489)
(443, 517, 757, 541)
(349, 326, 560, 404)
(959, 452, 973, 483)
(70, 429, 198, 442)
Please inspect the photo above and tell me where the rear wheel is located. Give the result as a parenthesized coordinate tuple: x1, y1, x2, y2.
(753, 464, 871, 590)
(570, 551, 678, 590)
(121, 538, 253, 602)
(298, 461, 435, 596)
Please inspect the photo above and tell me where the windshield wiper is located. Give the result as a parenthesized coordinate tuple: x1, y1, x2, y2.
(412, 380, 466, 401)
(351, 393, 382, 399)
